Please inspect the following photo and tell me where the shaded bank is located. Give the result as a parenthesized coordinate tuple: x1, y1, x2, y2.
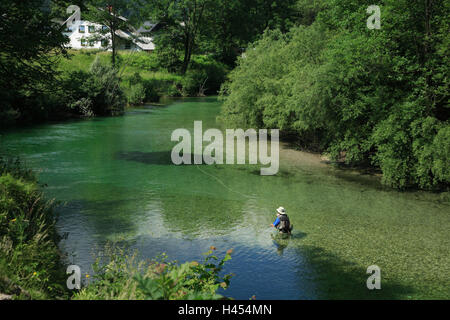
(0, 158, 69, 299)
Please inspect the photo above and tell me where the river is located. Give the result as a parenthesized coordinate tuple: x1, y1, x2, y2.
(0, 97, 448, 299)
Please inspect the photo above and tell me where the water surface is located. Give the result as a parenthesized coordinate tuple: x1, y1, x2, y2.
(1, 97, 448, 299)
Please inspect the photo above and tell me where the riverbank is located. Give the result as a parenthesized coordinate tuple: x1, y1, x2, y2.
(58, 50, 228, 106)
(0, 158, 68, 299)
(1, 50, 228, 129)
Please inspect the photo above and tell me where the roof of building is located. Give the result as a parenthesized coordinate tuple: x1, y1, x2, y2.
(135, 37, 155, 51)
(114, 30, 155, 51)
(136, 21, 158, 34)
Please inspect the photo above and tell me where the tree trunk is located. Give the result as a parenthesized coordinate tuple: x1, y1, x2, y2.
(181, 36, 194, 74)
(111, 28, 116, 67)
(181, 36, 190, 74)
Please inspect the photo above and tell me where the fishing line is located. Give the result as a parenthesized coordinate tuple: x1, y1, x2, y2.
(194, 166, 287, 238)
(194, 165, 256, 200)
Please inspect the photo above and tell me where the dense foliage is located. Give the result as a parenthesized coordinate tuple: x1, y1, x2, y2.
(73, 244, 233, 300)
(0, 0, 68, 125)
(220, 0, 449, 190)
(0, 158, 68, 299)
(141, 0, 301, 70)
(0, 1, 127, 125)
(62, 56, 126, 116)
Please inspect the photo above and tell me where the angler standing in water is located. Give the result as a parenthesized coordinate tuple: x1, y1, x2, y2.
(270, 207, 293, 234)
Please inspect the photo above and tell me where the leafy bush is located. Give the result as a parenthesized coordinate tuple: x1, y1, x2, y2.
(87, 57, 126, 115)
(127, 83, 147, 105)
(140, 78, 180, 99)
(189, 55, 229, 95)
(73, 244, 233, 300)
(142, 79, 163, 102)
(126, 52, 160, 71)
(431, 125, 450, 184)
(68, 98, 94, 117)
(125, 72, 161, 104)
(154, 46, 183, 73)
(62, 57, 126, 116)
(181, 69, 209, 96)
(136, 247, 233, 300)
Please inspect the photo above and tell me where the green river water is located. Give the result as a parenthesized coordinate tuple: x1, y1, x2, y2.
(0, 97, 449, 299)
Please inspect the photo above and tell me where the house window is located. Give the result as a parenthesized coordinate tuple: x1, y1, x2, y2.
(89, 39, 95, 47)
(102, 26, 108, 32)
(79, 25, 85, 33)
(64, 27, 72, 33)
(101, 39, 109, 47)
(80, 38, 87, 46)
(88, 26, 95, 33)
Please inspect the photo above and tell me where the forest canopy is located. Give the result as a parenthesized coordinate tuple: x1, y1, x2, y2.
(219, 0, 449, 190)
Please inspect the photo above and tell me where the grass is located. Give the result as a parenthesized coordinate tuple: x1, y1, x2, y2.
(57, 49, 228, 105)
(57, 50, 184, 105)
(58, 50, 182, 84)
(0, 158, 69, 299)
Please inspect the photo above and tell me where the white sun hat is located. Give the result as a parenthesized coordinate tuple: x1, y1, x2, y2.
(276, 207, 286, 215)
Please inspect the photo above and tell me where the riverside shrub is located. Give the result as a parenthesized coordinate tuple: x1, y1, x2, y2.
(219, 0, 449, 190)
(0, 158, 67, 299)
(72, 244, 233, 300)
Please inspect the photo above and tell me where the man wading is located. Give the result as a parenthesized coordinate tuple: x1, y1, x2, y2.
(270, 207, 292, 234)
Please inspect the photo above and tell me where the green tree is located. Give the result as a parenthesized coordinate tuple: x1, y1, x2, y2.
(84, 0, 135, 67)
(50, 0, 88, 19)
(220, 0, 449, 189)
(198, 0, 301, 66)
(62, 57, 126, 116)
(140, 0, 303, 69)
(142, 0, 212, 74)
(0, 0, 68, 124)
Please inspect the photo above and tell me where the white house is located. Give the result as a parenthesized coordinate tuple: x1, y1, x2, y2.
(59, 12, 157, 52)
